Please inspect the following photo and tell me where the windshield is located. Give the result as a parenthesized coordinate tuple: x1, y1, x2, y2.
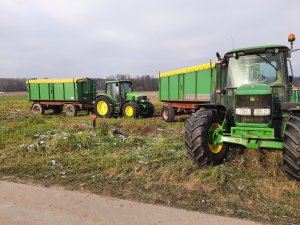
(226, 52, 286, 88)
(120, 82, 132, 94)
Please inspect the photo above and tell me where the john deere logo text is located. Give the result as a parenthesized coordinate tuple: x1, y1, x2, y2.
(250, 97, 256, 102)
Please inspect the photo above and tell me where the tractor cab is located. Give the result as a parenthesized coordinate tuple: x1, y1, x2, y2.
(106, 80, 132, 95)
(105, 80, 133, 104)
(220, 45, 292, 126)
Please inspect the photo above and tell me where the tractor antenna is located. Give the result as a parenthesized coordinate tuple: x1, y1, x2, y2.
(231, 36, 235, 50)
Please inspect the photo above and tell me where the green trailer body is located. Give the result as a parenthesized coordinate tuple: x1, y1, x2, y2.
(26, 78, 96, 102)
(159, 62, 217, 121)
(26, 78, 96, 116)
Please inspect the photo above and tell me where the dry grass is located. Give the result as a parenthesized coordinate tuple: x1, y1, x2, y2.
(0, 92, 299, 225)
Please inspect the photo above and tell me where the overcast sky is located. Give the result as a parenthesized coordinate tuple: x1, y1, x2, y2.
(0, 0, 299, 78)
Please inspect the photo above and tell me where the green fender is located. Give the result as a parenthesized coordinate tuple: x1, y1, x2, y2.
(95, 94, 116, 105)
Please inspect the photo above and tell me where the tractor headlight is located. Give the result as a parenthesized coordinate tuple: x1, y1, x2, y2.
(235, 107, 251, 116)
(253, 108, 271, 116)
(137, 96, 147, 103)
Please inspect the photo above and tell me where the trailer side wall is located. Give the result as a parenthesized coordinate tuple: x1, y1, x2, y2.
(159, 63, 216, 102)
(26, 78, 96, 102)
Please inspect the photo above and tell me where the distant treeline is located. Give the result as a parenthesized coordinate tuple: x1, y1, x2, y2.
(0, 78, 27, 92)
(94, 74, 158, 91)
(2, 76, 300, 92)
(0, 75, 158, 92)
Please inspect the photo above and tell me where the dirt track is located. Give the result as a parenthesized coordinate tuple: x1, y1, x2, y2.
(0, 181, 263, 225)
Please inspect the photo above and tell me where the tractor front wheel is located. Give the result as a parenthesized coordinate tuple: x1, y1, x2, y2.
(122, 102, 140, 118)
(283, 115, 300, 181)
(65, 104, 78, 116)
(94, 96, 114, 118)
(185, 109, 228, 165)
(31, 103, 44, 115)
(141, 101, 154, 118)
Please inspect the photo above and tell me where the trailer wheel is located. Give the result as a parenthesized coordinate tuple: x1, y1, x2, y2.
(141, 101, 154, 118)
(161, 106, 175, 122)
(31, 103, 44, 115)
(122, 102, 140, 118)
(53, 105, 63, 114)
(184, 109, 228, 165)
(94, 96, 114, 118)
(283, 115, 300, 181)
(65, 104, 78, 116)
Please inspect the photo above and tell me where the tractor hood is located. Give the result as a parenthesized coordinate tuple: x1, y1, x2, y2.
(236, 84, 272, 95)
(126, 92, 147, 98)
(125, 92, 148, 102)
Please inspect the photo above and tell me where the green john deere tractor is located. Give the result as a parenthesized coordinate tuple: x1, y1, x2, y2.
(93, 80, 154, 118)
(185, 34, 300, 181)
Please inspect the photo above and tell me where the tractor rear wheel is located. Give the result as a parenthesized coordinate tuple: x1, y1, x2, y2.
(185, 109, 228, 165)
(94, 96, 114, 118)
(65, 104, 78, 116)
(161, 106, 175, 122)
(122, 102, 140, 118)
(141, 101, 154, 118)
(283, 115, 300, 181)
(31, 103, 44, 115)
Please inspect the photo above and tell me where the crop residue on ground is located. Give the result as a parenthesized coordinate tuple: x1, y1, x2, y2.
(0, 92, 299, 225)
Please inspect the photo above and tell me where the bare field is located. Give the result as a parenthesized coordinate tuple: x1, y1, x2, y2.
(0, 94, 299, 225)
(0, 91, 27, 97)
(143, 91, 158, 101)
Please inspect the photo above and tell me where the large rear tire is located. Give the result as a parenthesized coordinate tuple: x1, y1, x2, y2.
(122, 102, 140, 118)
(185, 109, 228, 165)
(161, 106, 175, 122)
(94, 96, 114, 118)
(141, 101, 154, 118)
(283, 115, 300, 181)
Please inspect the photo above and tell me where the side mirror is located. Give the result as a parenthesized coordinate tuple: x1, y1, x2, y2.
(216, 52, 222, 61)
(289, 75, 294, 83)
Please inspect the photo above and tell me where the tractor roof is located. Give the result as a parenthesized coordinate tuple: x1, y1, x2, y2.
(105, 80, 132, 84)
(225, 45, 289, 56)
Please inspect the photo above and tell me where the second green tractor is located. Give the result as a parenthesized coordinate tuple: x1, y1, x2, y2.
(94, 80, 154, 118)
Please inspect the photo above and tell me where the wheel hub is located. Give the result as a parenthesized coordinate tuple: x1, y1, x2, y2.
(208, 123, 223, 154)
(125, 106, 134, 117)
(163, 110, 169, 119)
(97, 101, 108, 115)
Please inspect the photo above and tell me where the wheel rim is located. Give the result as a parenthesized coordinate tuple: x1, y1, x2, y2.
(33, 105, 41, 114)
(97, 101, 108, 115)
(208, 123, 223, 154)
(163, 110, 169, 119)
(125, 105, 134, 117)
(66, 106, 74, 115)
